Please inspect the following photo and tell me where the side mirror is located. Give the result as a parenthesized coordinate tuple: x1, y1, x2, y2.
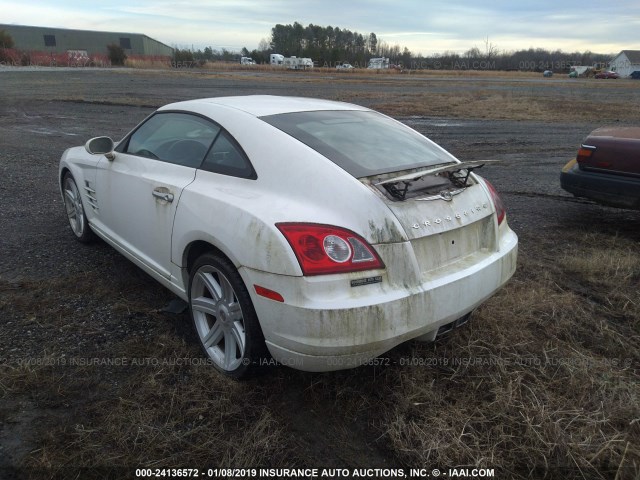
(85, 136, 115, 160)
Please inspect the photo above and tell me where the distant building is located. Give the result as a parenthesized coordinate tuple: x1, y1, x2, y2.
(610, 50, 640, 77)
(0, 23, 173, 58)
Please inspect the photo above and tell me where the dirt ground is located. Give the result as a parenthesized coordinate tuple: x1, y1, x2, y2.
(0, 67, 638, 479)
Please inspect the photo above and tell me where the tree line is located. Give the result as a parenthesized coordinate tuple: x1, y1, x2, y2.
(413, 44, 612, 72)
(233, 22, 614, 71)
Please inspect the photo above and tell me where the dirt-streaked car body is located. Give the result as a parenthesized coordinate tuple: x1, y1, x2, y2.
(59, 96, 518, 377)
(561, 126, 640, 209)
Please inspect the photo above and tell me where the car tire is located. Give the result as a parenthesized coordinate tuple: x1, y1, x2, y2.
(62, 172, 95, 243)
(188, 253, 268, 378)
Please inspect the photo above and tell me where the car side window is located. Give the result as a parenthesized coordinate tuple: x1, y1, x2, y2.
(123, 112, 220, 168)
(200, 130, 256, 179)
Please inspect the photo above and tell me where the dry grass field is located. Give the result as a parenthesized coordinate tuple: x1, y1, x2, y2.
(0, 67, 638, 480)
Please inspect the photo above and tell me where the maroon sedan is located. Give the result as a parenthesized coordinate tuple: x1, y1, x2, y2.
(594, 71, 620, 79)
(561, 127, 640, 210)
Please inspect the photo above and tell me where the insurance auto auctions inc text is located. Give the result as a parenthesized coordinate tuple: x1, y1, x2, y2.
(208, 467, 496, 478)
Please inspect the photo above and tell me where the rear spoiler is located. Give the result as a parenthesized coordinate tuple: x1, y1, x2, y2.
(375, 160, 501, 186)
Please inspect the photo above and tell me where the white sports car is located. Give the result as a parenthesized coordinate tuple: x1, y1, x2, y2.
(59, 96, 518, 377)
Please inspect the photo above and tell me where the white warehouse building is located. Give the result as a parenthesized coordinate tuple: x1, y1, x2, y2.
(610, 50, 640, 77)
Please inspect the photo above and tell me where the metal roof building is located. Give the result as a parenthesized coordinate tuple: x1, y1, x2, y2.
(0, 24, 174, 57)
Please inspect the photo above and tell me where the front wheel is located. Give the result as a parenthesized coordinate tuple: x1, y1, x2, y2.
(188, 253, 267, 378)
(62, 172, 95, 243)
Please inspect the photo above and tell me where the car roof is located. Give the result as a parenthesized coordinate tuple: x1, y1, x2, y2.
(159, 95, 370, 117)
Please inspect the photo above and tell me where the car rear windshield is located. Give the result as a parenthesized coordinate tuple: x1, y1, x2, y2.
(260, 110, 457, 178)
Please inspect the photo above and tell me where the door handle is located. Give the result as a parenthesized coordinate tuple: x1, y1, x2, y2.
(152, 190, 174, 202)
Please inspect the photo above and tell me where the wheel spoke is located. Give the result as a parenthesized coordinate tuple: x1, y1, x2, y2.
(75, 204, 84, 227)
(202, 320, 224, 349)
(220, 276, 235, 304)
(224, 325, 245, 370)
(230, 322, 246, 358)
(191, 296, 217, 316)
(198, 271, 222, 302)
(67, 207, 77, 220)
(64, 188, 76, 203)
(223, 331, 237, 369)
(64, 190, 76, 218)
(223, 323, 246, 370)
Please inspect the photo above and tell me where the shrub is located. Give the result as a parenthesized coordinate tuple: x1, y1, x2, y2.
(0, 29, 16, 63)
(107, 44, 127, 66)
(0, 30, 14, 49)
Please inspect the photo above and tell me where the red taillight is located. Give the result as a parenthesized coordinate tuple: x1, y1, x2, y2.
(483, 180, 506, 225)
(276, 223, 385, 276)
(576, 146, 595, 164)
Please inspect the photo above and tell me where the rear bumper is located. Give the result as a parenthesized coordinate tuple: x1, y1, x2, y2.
(243, 226, 518, 372)
(561, 160, 640, 210)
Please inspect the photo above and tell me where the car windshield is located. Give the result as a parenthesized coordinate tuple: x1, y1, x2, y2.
(260, 110, 457, 178)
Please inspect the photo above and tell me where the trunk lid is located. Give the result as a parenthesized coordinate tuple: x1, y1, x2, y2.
(362, 166, 498, 279)
(579, 127, 640, 176)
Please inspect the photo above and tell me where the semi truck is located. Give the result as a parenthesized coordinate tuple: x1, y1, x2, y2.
(270, 54, 284, 65)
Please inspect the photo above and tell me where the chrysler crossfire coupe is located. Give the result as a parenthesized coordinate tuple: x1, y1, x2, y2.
(59, 96, 518, 377)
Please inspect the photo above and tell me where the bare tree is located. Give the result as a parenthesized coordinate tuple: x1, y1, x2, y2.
(465, 46, 481, 59)
(258, 38, 270, 52)
(484, 36, 499, 60)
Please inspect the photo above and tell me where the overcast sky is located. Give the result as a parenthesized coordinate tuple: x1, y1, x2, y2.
(1, 0, 637, 55)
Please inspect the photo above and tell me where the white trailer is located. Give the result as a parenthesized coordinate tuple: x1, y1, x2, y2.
(283, 56, 314, 70)
(368, 57, 390, 69)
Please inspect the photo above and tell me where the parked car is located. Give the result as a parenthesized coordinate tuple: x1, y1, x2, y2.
(59, 96, 518, 378)
(336, 63, 354, 69)
(630, 71, 640, 79)
(543, 70, 553, 77)
(561, 126, 640, 209)
(594, 70, 620, 79)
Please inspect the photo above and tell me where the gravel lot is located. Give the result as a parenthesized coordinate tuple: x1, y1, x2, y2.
(1, 68, 637, 282)
(1, 67, 638, 478)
